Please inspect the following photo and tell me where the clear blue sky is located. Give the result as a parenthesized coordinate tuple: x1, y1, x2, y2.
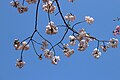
(0, 0, 120, 80)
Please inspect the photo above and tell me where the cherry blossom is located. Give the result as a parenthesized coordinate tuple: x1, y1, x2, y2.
(14, 39, 21, 50)
(46, 21, 58, 35)
(78, 40, 88, 51)
(21, 41, 30, 50)
(63, 44, 74, 57)
(108, 38, 118, 48)
(51, 56, 60, 65)
(113, 25, 120, 36)
(16, 59, 25, 69)
(26, 0, 36, 4)
(40, 40, 48, 51)
(68, 0, 74, 2)
(44, 49, 54, 59)
(92, 48, 101, 59)
(39, 54, 43, 60)
(10, 0, 20, 8)
(42, 1, 56, 13)
(85, 16, 94, 24)
(17, 6, 28, 13)
(76, 28, 86, 41)
(69, 35, 76, 45)
(64, 13, 76, 22)
(100, 45, 109, 52)
(42, 0, 49, 3)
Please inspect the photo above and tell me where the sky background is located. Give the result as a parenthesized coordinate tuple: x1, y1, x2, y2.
(0, 0, 120, 80)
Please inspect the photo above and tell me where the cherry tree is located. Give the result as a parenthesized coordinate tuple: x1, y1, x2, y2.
(10, 0, 119, 69)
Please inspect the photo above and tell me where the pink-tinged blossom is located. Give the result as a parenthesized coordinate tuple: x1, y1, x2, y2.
(92, 48, 101, 59)
(68, 0, 74, 2)
(42, 1, 56, 13)
(76, 28, 86, 41)
(17, 6, 28, 13)
(100, 45, 109, 52)
(113, 25, 120, 36)
(21, 41, 30, 50)
(85, 16, 94, 24)
(46, 21, 58, 35)
(69, 35, 76, 45)
(78, 40, 88, 51)
(40, 40, 48, 51)
(14, 39, 21, 50)
(42, 0, 49, 3)
(64, 14, 76, 22)
(51, 56, 60, 65)
(108, 38, 118, 48)
(44, 49, 54, 59)
(10, 0, 20, 8)
(39, 54, 43, 60)
(63, 44, 74, 57)
(26, 0, 36, 4)
(16, 59, 25, 69)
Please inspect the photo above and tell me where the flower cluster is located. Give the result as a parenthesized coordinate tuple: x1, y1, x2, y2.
(14, 39, 30, 50)
(11, 0, 119, 68)
(63, 44, 74, 57)
(42, 0, 56, 13)
(108, 38, 118, 48)
(10, 0, 28, 13)
(65, 13, 76, 22)
(92, 48, 101, 59)
(46, 21, 58, 35)
(16, 59, 25, 69)
(78, 40, 88, 51)
(69, 35, 76, 45)
(43, 49, 60, 64)
(85, 16, 94, 24)
(113, 25, 120, 36)
(44, 49, 54, 59)
(10, 0, 37, 13)
(75, 29, 94, 51)
(76, 28, 87, 41)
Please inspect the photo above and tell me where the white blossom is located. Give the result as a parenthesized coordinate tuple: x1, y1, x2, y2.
(46, 21, 58, 35)
(42, 1, 56, 13)
(76, 28, 86, 41)
(85, 16, 94, 24)
(42, 0, 49, 3)
(21, 41, 30, 50)
(100, 45, 109, 52)
(10, 0, 20, 8)
(69, 35, 76, 45)
(44, 49, 54, 59)
(51, 56, 60, 65)
(92, 48, 101, 59)
(78, 40, 88, 51)
(26, 0, 36, 4)
(17, 6, 28, 13)
(63, 44, 74, 57)
(108, 38, 118, 48)
(65, 14, 76, 22)
(16, 59, 25, 69)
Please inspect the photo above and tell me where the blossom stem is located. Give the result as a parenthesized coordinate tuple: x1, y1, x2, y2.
(31, 40, 39, 56)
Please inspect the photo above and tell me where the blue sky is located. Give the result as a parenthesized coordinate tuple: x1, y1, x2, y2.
(0, 0, 120, 80)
